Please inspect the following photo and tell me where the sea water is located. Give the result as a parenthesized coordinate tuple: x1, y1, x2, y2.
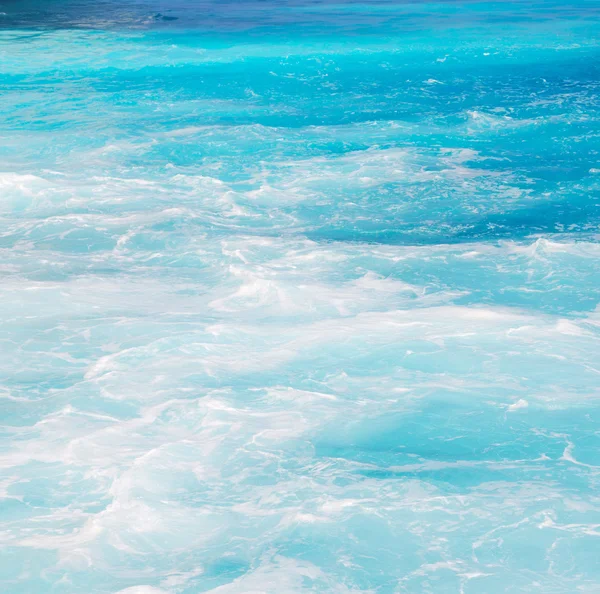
(1, 1, 600, 592)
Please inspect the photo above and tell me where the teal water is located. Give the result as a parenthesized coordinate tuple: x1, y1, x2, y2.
(1, 1, 600, 592)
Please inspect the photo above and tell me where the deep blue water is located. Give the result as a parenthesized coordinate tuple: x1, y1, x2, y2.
(1, 1, 600, 593)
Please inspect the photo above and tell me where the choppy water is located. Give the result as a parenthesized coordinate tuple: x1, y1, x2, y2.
(1, 1, 600, 592)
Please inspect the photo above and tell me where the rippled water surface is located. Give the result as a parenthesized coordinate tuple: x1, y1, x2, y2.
(1, 1, 600, 592)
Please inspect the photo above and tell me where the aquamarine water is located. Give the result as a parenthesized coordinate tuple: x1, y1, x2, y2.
(1, 1, 600, 592)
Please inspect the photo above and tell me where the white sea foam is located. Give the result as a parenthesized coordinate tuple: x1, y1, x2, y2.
(115, 586, 169, 594)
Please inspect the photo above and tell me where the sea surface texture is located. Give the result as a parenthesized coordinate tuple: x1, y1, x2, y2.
(1, 1, 600, 592)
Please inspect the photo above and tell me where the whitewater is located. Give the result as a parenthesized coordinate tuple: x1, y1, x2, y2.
(1, 1, 600, 592)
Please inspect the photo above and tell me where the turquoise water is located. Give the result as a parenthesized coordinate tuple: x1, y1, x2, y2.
(1, 1, 600, 592)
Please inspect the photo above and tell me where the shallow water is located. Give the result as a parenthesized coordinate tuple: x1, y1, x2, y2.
(1, 1, 600, 593)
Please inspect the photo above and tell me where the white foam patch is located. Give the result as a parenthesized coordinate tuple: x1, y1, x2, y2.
(507, 399, 529, 412)
(115, 586, 171, 594)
